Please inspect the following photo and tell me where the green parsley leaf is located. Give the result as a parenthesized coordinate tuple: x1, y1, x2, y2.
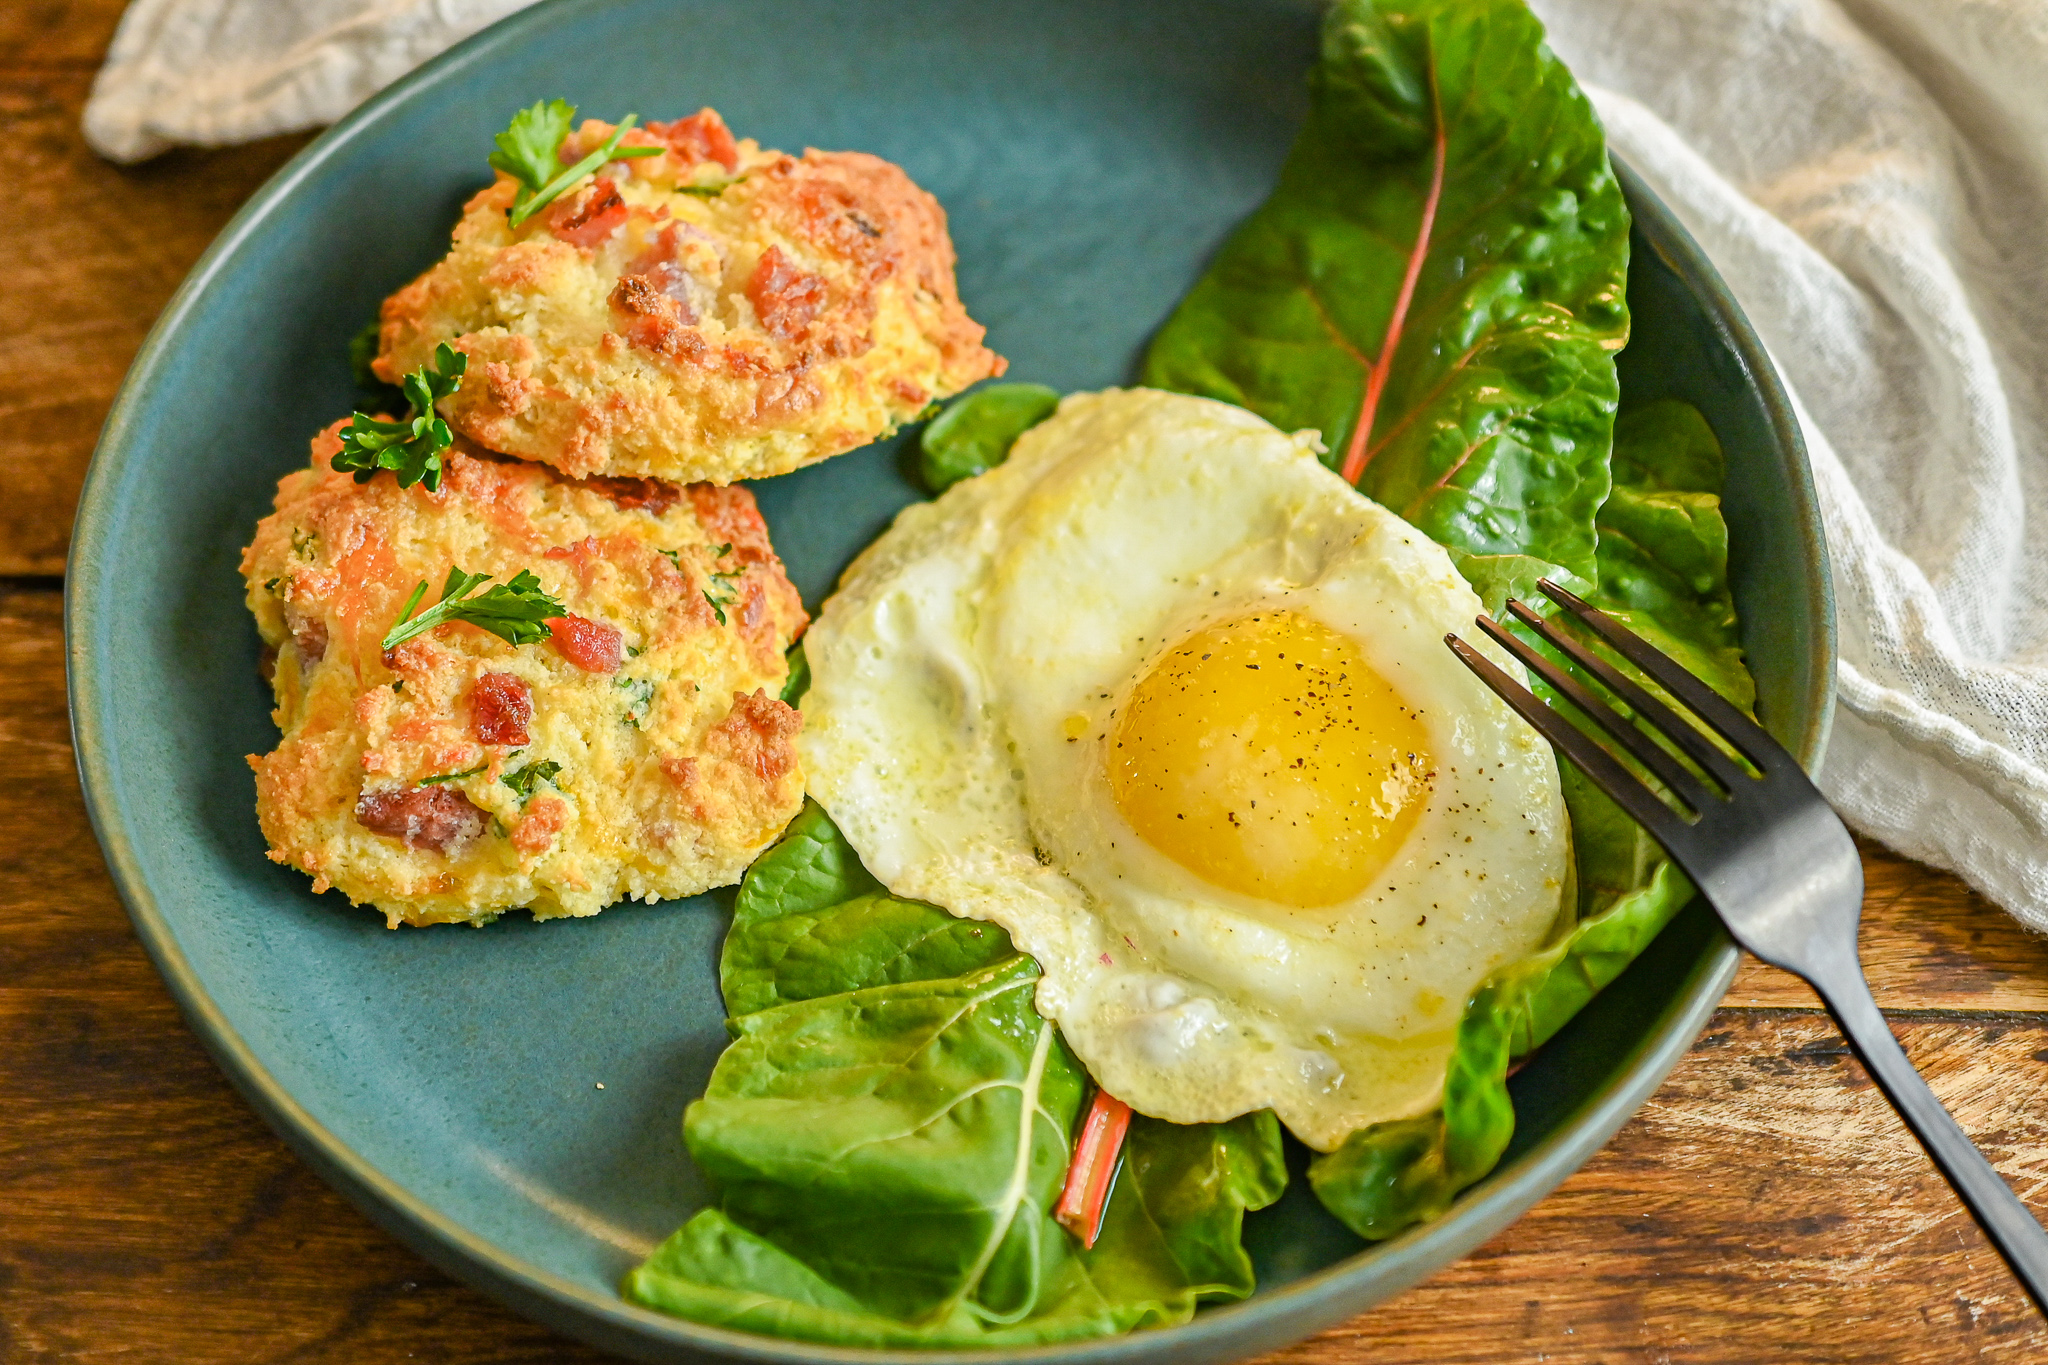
(618, 676, 656, 729)
(703, 559, 743, 626)
(488, 99, 577, 193)
(703, 586, 738, 625)
(420, 763, 486, 786)
(676, 177, 742, 198)
(332, 343, 468, 491)
(502, 759, 563, 803)
(381, 566, 565, 652)
(491, 100, 662, 228)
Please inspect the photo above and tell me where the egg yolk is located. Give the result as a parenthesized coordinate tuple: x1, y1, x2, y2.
(1107, 611, 1431, 908)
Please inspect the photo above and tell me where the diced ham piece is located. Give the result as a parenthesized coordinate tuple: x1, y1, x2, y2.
(512, 795, 568, 855)
(746, 245, 827, 340)
(355, 786, 486, 853)
(645, 108, 739, 172)
(707, 689, 802, 785)
(548, 614, 623, 673)
(470, 672, 532, 747)
(580, 475, 682, 515)
(549, 177, 628, 248)
(285, 608, 328, 663)
(685, 483, 777, 565)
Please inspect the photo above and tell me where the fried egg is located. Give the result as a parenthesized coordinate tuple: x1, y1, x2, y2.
(799, 388, 1569, 1150)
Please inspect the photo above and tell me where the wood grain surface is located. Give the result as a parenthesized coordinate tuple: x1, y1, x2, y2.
(6, 6, 2048, 1362)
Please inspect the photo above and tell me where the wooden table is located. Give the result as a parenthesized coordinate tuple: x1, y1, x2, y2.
(6, 6, 2048, 1362)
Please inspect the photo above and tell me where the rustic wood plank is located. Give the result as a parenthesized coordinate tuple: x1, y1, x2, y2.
(1729, 840, 2048, 1013)
(0, 585, 611, 1364)
(0, 66, 310, 577)
(12, 9, 2048, 1362)
(1299, 1009, 2048, 1365)
(0, 0, 125, 69)
(6, 590, 2048, 1362)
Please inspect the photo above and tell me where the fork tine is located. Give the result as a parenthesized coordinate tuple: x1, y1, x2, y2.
(1444, 633, 1698, 852)
(1537, 578, 1787, 773)
(1473, 613, 1720, 813)
(1501, 598, 1753, 794)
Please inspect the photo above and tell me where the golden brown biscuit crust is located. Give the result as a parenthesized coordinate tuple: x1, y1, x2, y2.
(242, 425, 808, 927)
(378, 109, 1005, 483)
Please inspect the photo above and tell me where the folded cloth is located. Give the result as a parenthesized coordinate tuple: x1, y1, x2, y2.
(83, 0, 537, 163)
(1529, 0, 2048, 931)
(84, 0, 2048, 930)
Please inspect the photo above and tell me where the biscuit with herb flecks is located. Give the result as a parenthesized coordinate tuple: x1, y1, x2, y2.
(377, 106, 1004, 484)
(242, 425, 807, 928)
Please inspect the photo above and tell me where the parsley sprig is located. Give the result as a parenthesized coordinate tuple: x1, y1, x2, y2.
(382, 567, 565, 652)
(702, 543, 742, 625)
(502, 759, 562, 803)
(332, 343, 467, 491)
(490, 100, 662, 228)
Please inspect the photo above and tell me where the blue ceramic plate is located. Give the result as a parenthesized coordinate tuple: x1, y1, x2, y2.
(68, 1, 1833, 1361)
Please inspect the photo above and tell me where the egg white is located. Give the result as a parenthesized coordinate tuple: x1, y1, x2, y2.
(799, 388, 1569, 1150)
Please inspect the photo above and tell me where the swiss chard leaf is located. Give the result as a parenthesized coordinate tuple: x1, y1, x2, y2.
(1307, 398, 1754, 1238)
(347, 318, 406, 414)
(729, 799, 880, 928)
(918, 383, 1062, 493)
(625, 807, 1287, 1346)
(676, 956, 1086, 1329)
(722, 890, 1016, 1021)
(1142, 0, 1630, 606)
(779, 642, 810, 705)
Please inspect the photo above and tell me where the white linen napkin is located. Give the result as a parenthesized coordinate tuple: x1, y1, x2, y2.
(83, 0, 2048, 931)
(82, 0, 537, 163)
(1529, 0, 2048, 931)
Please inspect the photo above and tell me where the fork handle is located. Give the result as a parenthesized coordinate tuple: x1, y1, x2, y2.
(1810, 962, 2048, 1317)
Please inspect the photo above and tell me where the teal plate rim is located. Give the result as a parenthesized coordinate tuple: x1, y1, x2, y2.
(66, 4, 1836, 1361)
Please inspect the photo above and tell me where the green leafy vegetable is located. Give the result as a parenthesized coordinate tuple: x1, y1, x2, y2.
(381, 567, 564, 652)
(779, 642, 809, 706)
(331, 343, 467, 491)
(419, 763, 485, 786)
(489, 99, 661, 228)
(719, 806, 1013, 1018)
(502, 759, 561, 803)
(347, 318, 406, 414)
(918, 383, 1062, 493)
(1306, 398, 1754, 1238)
(1142, 0, 1630, 606)
(623, 804, 1286, 1346)
(347, 320, 382, 388)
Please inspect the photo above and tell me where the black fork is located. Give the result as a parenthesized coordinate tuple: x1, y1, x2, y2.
(1447, 578, 2048, 1319)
